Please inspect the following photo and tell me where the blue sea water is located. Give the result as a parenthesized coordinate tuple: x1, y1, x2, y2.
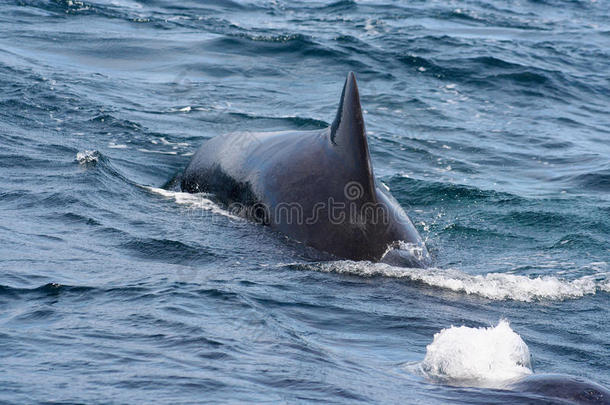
(0, 0, 609, 403)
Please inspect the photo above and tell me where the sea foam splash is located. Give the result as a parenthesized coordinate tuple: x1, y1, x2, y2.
(415, 320, 532, 388)
(76, 150, 99, 164)
(308, 261, 608, 302)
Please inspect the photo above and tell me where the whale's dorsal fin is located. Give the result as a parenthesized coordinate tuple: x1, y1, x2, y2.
(330, 72, 376, 202)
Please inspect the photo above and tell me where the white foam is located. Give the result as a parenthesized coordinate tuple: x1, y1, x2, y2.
(307, 261, 607, 302)
(158, 137, 189, 147)
(167, 106, 192, 113)
(137, 148, 177, 155)
(381, 240, 431, 265)
(144, 186, 240, 220)
(415, 320, 532, 388)
(76, 150, 99, 164)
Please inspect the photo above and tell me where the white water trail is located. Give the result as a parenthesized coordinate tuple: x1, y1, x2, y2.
(308, 261, 608, 302)
(144, 186, 241, 220)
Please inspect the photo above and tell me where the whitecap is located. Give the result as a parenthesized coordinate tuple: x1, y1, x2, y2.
(76, 150, 99, 164)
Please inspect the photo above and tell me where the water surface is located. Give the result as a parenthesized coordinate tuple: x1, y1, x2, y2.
(1, 0, 609, 403)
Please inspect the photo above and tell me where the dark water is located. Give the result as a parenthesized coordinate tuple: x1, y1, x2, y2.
(1, 0, 609, 403)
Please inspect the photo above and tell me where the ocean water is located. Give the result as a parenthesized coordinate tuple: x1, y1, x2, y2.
(1, 0, 609, 403)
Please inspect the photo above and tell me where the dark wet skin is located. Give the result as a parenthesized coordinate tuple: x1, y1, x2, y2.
(509, 374, 610, 404)
(182, 72, 429, 266)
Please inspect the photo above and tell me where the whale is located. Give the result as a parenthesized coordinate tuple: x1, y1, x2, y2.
(509, 374, 610, 404)
(181, 72, 429, 267)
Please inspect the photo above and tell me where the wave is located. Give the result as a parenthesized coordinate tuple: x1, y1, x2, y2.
(571, 169, 610, 192)
(0, 282, 95, 298)
(299, 261, 609, 302)
(122, 237, 217, 264)
(74, 149, 133, 184)
(76, 149, 100, 164)
(395, 52, 589, 99)
(226, 112, 329, 130)
(208, 34, 345, 60)
(392, 176, 524, 207)
(89, 113, 143, 131)
(319, 0, 357, 12)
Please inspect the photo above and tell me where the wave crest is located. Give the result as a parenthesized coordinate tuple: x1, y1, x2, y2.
(76, 150, 99, 164)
